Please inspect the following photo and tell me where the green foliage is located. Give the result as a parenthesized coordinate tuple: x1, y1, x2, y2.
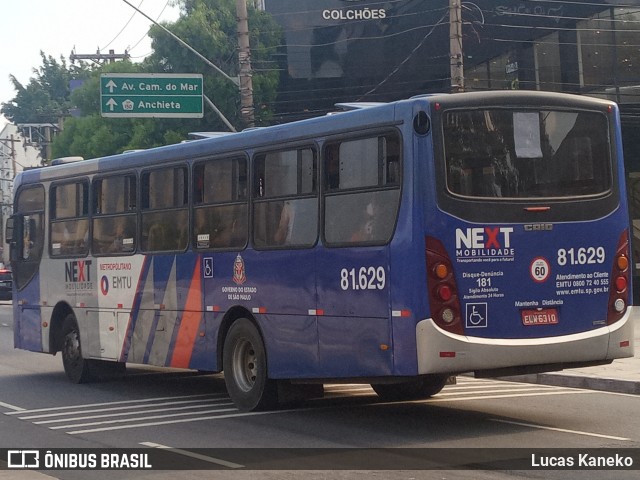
(146, 0, 282, 128)
(9, 0, 283, 160)
(1, 52, 92, 124)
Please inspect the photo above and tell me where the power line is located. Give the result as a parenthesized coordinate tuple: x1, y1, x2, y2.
(127, 0, 172, 55)
(120, 0, 239, 87)
(119, 0, 241, 131)
(489, 8, 640, 25)
(358, 9, 450, 99)
(521, 0, 640, 7)
(101, 0, 145, 51)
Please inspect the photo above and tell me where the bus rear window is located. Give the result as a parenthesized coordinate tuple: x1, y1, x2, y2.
(443, 109, 611, 199)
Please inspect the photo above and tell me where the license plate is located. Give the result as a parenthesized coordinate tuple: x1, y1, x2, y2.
(521, 308, 559, 326)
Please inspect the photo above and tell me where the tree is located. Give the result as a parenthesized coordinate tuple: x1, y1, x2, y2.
(13, 0, 281, 158)
(146, 0, 282, 129)
(52, 61, 205, 158)
(1, 52, 91, 124)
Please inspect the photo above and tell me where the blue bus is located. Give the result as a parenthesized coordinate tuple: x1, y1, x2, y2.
(6, 91, 634, 411)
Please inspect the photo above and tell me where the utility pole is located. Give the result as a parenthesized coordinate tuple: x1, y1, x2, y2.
(236, 0, 255, 128)
(0, 134, 19, 247)
(17, 124, 59, 162)
(70, 49, 130, 65)
(449, 0, 464, 93)
(0, 135, 19, 173)
(120, 0, 241, 131)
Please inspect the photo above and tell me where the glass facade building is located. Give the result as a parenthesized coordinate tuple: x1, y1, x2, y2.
(264, 0, 640, 290)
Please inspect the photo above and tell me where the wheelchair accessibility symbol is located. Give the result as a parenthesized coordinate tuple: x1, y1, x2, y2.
(466, 303, 488, 328)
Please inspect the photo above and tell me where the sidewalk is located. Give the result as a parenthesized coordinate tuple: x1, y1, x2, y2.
(502, 308, 640, 394)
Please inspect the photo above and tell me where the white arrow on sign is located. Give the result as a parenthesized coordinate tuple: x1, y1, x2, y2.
(106, 98, 118, 111)
(105, 80, 118, 93)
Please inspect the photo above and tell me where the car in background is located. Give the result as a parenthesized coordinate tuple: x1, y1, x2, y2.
(0, 269, 12, 300)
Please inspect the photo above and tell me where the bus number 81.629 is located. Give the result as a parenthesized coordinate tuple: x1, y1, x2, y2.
(557, 247, 605, 266)
(340, 267, 386, 291)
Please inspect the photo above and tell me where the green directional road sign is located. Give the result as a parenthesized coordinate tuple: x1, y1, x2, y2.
(100, 73, 204, 118)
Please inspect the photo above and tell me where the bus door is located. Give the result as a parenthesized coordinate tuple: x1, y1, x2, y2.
(6, 186, 46, 351)
(316, 133, 402, 377)
(317, 245, 393, 377)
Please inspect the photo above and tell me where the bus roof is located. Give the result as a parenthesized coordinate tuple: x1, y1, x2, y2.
(18, 90, 616, 187)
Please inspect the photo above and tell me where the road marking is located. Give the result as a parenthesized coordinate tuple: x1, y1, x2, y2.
(0, 401, 25, 411)
(33, 401, 234, 425)
(67, 409, 295, 434)
(436, 386, 570, 397)
(7, 379, 631, 436)
(325, 386, 373, 394)
(49, 408, 239, 430)
(140, 442, 244, 469)
(490, 418, 632, 441)
(4, 393, 222, 415)
(16, 396, 223, 420)
(446, 382, 559, 390)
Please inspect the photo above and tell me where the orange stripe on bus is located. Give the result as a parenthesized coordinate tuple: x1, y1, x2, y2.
(170, 262, 202, 369)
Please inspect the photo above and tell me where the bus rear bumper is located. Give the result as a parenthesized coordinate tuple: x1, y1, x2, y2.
(416, 307, 635, 375)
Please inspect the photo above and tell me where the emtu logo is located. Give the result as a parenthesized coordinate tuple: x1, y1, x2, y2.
(455, 227, 513, 249)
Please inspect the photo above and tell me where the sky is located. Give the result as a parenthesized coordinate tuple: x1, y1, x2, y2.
(0, 0, 181, 126)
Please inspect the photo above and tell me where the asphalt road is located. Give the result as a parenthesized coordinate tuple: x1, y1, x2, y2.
(0, 303, 639, 480)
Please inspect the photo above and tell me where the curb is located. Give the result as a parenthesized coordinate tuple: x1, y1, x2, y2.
(500, 373, 640, 395)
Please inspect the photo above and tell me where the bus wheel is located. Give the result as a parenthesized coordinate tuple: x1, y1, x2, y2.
(223, 318, 277, 411)
(61, 313, 93, 384)
(371, 374, 448, 401)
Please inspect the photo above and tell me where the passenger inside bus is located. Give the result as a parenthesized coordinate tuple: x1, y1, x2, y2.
(273, 199, 317, 246)
(350, 200, 376, 242)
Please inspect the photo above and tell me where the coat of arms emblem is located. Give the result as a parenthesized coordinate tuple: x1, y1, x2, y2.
(233, 254, 247, 285)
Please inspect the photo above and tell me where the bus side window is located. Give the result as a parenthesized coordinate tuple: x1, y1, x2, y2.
(193, 157, 248, 250)
(22, 217, 30, 259)
(92, 175, 137, 255)
(12, 185, 45, 290)
(323, 133, 401, 246)
(50, 181, 89, 257)
(141, 166, 188, 252)
(18, 216, 37, 261)
(253, 147, 318, 249)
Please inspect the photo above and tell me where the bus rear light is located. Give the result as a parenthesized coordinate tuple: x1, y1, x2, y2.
(607, 230, 631, 325)
(426, 236, 463, 335)
(437, 284, 453, 301)
(615, 276, 627, 292)
(434, 263, 449, 279)
(439, 351, 456, 358)
(616, 255, 629, 271)
(440, 308, 455, 324)
(620, 340, 630, 348)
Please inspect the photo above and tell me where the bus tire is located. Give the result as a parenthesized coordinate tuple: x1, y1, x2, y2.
(371, 374, 448, 401)
(223, 318, 277, 411)
(61, 313, 94, 384)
